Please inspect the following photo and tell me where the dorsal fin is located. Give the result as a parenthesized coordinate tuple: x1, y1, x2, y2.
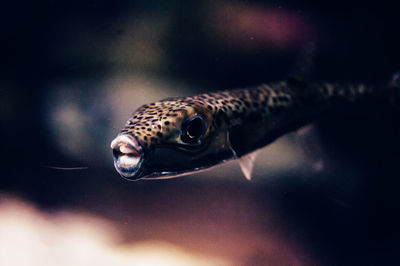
(238, 151, 259, 181)
(288, 43, 316, 82)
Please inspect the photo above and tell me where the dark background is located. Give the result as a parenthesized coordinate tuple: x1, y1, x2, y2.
(1, 0, 400, 265)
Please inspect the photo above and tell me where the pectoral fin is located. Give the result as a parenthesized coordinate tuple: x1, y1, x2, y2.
(238, 151, 259, 181)
(295, 125, 324, 172)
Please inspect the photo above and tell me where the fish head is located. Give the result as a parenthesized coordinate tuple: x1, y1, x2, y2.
(110, 98, 234, 180)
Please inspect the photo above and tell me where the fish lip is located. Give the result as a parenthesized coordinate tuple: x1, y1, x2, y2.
(110, 134, 144, 180)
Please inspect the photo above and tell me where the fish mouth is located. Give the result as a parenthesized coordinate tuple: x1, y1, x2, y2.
(110, 134, 143, 180)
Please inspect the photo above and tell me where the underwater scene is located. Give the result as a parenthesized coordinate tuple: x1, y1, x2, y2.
(1, 1, 400, 265)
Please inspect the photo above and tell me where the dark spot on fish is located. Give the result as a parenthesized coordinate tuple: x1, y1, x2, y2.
(164, 121, 170, 125)
(270, 106, 284, 114)
(261, 100, 268, 107)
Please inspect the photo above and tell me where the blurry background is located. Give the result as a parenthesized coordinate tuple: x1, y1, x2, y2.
(1, 0, 400, 265)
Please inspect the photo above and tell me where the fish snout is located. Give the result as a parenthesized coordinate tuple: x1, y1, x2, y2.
(110, 134, 143, 180)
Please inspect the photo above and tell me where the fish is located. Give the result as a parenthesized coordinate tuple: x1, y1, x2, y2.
(111, 73, 399, 181)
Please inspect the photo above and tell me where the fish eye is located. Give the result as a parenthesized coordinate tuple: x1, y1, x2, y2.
(181, 115, 206, 144)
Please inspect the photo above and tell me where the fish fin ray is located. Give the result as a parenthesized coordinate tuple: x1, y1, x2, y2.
(238, 151, 259, 181)
(295, 125, 325, 172)
(288, 43, 316, 82)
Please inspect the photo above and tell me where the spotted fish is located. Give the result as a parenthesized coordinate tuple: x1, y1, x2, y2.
(111, 75, 399, 180)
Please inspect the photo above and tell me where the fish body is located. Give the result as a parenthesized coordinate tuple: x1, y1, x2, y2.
(111, 77, 397, 180)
